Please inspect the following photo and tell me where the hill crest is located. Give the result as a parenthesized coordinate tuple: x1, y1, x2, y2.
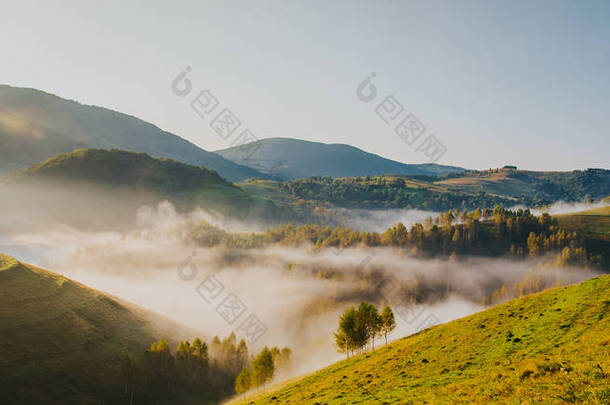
(215, 137, 466, 180)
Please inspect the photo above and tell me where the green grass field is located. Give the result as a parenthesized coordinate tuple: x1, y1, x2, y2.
(232, 275, 610, 404)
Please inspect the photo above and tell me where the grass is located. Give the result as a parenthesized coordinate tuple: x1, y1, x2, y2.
(435, 169, 539, 198)
(556, 206, 610, 242)
(555, 205, 610, 269)
(0, 253, 191, 404)
(232, 275, 610, 404)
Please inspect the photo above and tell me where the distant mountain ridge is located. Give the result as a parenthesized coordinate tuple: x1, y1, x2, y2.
(215, 137, 466, 180)
(0, 85, 268, 181)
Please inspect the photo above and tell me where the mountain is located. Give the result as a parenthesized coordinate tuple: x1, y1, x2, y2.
(215, 137, 465, 180)
(0, 253, 195, 404)
(0, 85, 267, 181)
(0, 149, 294, 229)
(232, 275, 610, 404)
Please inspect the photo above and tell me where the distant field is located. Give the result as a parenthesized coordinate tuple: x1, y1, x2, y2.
(232, 275, 610, 404)
(556, 206, 610, 241)
(554, 205, 610, 269)
(435, 170, 539, 198)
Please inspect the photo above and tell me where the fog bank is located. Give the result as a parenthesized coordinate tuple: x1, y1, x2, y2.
(0, 201, 599, 378)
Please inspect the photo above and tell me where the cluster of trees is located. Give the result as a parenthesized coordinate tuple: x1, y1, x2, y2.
(209, 333, 249, 376)
(234, 346, 292, 394)
(187, 206, 601, 268)
(119, 333, 292, 404)
(334, 303, 396, 358)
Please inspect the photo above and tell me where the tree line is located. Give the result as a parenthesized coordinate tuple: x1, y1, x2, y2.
(234, 346, 292, 395)
(186, 206, 602, 269)
(119, 333, 291, 404)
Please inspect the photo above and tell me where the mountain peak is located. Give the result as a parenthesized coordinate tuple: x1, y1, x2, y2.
(215, 137, 465, 180)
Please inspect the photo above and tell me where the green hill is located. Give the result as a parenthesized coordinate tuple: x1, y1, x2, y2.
(0, 85, 267, 181)
(233, 276, 610, 404)
(555, 205, 610, 242)
(0, 149, 293, 229)
(215, 137, 465, 180)
(240, 169, 610, 212)
(555, 205, 610, 269)
(0, 253, 195, 404)
(437, 168, 610, 202)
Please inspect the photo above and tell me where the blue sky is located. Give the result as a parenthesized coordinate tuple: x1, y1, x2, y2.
(1, 0, 608, 170)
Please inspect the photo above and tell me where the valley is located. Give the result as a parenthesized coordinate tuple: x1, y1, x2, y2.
(1, 83, 608, 404)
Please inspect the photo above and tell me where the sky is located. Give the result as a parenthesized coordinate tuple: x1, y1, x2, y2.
(1, 0, 608, 171)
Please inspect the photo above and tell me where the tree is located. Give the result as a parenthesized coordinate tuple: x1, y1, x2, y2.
(336, 306, 366, 355)
(251, 347, 274, 389)
(236, 338, 249, 371)
(335, 302, 383, 356)
(145, 339, 175, 392)
(121, 354, 140, 405)
(210, 335, 221, 358)
(270, 346, 292, 371)
(380, 306, 396, 346)
(334, 329, 350, 359)
(189, 337, 209, 384)
(358, 302, 381, 351)
(235, 366, 251, 395)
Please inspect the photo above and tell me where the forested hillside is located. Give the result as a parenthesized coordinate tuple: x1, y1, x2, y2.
(241, 168, 610, 211)
(0, 149, 296, 229)
(186, 206, 607, 270)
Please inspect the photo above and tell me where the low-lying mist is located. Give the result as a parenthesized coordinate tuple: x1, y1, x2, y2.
(515, 200, 609, 216)
(1, 199, 600, 382)
(328, 207, 438, 232)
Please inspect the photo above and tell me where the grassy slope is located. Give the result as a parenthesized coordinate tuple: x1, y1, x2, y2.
(555, 205, 610, 269)
(556, 206, 610, 242)
(0, 253, 193, 404)
(234, 276, 610, 404)
(436, 169, 537, 198)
